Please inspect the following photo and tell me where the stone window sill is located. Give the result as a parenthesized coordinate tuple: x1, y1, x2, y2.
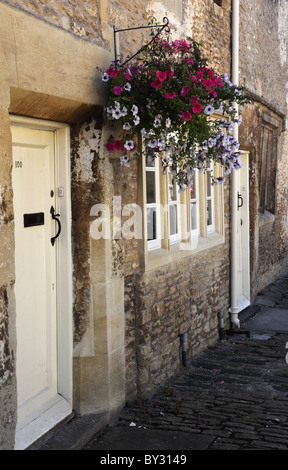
(145, 232, 225, 271)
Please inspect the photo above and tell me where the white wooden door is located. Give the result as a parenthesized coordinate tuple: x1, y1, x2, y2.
(236, 151, 250, 311)
(12, 124, 71, 449)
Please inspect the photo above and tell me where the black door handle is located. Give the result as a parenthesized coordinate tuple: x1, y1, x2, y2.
(50, 206, 61, 246)
(237, 192, 243, 210)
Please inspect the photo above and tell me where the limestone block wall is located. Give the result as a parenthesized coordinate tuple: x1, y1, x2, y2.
(124, 243, 230, 399)
(0, 0, 288, 448)
(0, 107, 17, 449)
(239, 0, 288, 298)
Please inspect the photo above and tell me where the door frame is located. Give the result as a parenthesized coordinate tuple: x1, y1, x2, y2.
(10, 115, 73, 448)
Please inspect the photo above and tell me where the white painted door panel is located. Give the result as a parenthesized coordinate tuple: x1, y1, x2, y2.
(236, 152, 250, 311)
(12, 127, 59, 447)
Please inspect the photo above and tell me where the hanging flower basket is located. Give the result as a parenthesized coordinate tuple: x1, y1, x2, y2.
(101, 25, 251, 189)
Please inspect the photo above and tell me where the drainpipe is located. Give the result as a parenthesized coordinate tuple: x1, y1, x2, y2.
(229, 0, 241, 328)
(180, 332, 188, 366)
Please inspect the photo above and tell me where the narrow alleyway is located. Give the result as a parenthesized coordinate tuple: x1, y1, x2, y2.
(41, 271, 288, 451)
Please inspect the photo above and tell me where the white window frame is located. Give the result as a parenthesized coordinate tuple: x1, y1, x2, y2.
(190, 169, 200, 239)
(206, 162, 215, 233)
(167, 168, 181, 244)
(145, 156, 161, 250)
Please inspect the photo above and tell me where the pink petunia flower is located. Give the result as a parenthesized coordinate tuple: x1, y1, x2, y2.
(165, 92, 177, 99)
(163, 70, 174, 79)
(182, 111, 192, 121)
(156, 71, 166, 81)
(184, 58, 194, 65)
(106, 142, 115, 151)
(125, 69, 131, 81)
(192, 103, 203, 113)
(113, 86, 123, 95)
(202, 79, 214, 88)
(114, 140, 123, 151)
(180, 86, 190, 96)
(107, 67, 119, 78)
(151, 79, 163, 89)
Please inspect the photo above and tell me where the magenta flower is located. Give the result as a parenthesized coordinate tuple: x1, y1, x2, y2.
(192, 103, 203, 113)
(151, 79, 163, 89)
(180, 86, 190, 96)
(113, 86, 123, 95)
(182, 111, 192, 121)
(163, 70, 174, 79)
(106, 67, 119, 78)
(156, 71, 166, 81)
(190, 75, 198, 83)
(114, 140, 123, 151)
(202, 79, 214, 88)
(106, 142, 115, 152)
(184, 58, 194, 65)
(165, 92, 177, 99)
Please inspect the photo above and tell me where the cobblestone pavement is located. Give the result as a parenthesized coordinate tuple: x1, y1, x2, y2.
(41, 271, 288, 451)
(83, 331, 288, 451)
(83, 272, 288, 451)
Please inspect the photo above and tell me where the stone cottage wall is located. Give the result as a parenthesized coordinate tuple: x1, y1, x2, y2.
(0, 108, 16, 449)
(239, 0, 288, 298)
(110, 0, 234, 399)
(1, 0, 288, 448)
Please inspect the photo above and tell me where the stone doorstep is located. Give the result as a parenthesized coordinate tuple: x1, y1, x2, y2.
(36, 412, 109, 451)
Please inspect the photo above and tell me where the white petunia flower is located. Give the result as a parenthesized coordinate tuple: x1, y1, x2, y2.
(124, 83, 131, 91)
(132, 105, 138, 115)
(154, 117, 161, 128)
(112, 108, 122, 119)
(123, 122, 132, 130)
(165, 118, 171, 128)
(148, 139, 158, 148)
(133, 115, 140, 125)
(124, 140, 135, 151)
(204, 104, 215, 115)
(102, 72, 109, 82)
(120, 155, 130, 167)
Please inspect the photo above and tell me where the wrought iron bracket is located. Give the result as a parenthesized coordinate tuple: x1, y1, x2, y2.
(113, 17, 170, 66)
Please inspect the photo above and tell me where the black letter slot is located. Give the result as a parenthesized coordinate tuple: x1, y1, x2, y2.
(24, 212, 45, 228)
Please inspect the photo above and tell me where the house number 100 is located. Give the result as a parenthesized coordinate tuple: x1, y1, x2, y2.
(15, 161, 23, 168)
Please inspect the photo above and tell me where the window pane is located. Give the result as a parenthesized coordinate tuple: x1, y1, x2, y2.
(146, 171, 155, 203)
(190, 176, 196, 200)
(168, 171, 177, 201)
(206, 172, 212, 197)
(147, 207, 157, 240)
(146, 154, 155, 167)
(169, 204, 178, 235)
(207, 200, 213, 226)
(190, 202, 197, 230)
